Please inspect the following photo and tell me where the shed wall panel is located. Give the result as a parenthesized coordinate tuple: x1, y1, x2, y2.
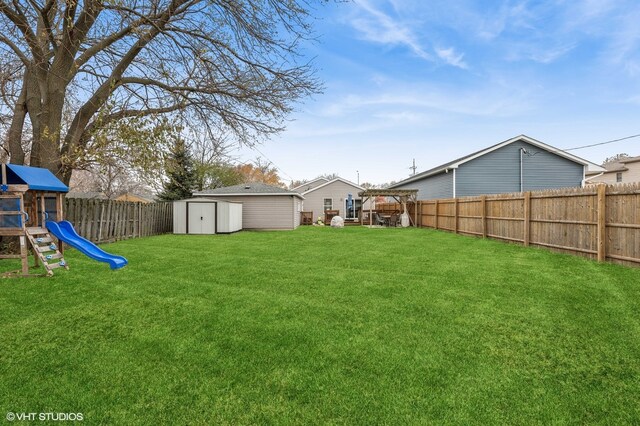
(173, 201, 187, 234)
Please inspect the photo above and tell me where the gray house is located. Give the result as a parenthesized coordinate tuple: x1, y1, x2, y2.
(390, 135, 605, 199)
(297, 177, 373, 221)
(194, 183, 304, 230)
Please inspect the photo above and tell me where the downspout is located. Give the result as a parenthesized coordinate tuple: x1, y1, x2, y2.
(520, 148, 527, 192)
(452, 168, 456, 198)
(583, 171, 604, 186)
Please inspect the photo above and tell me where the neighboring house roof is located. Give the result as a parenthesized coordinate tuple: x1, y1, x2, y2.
(301, 177, 364, 195)
(586, 155, 640, 176)
(195, 182, 304, 199)
(115, 193, 155, 203)
(389, 135, 605, 188)
(291, 177, 328, 192)
(66, 191, 108, 199)
(5, 164, 69, 192)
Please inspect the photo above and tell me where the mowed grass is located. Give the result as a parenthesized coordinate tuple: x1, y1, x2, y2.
(1, 226, 640, 424)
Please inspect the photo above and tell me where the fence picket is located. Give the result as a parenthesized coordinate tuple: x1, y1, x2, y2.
(62, 199, 172, 243)
(377, 183, 640, 267)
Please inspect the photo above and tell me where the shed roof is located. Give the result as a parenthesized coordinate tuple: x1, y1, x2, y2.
(5, 164, 68, 192)
(389, 135, 605, 188)
(176, 197, 242, 204)
(195, 182, 304, 199)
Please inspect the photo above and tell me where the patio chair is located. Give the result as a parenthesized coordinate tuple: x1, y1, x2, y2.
(388, 212, 400, 227)
(374, 212, 387, 226)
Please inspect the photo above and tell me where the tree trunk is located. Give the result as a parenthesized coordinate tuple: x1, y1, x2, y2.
(6, 69, 29, 164)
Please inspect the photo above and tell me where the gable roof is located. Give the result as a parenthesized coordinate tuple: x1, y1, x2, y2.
(291, 177, 328, 192)
(585, 155, 640, 176)
(5, 164, 69, 192)
(619, 155, 640, 164)
(195, 182, 304, 199)
(301, 177, 364, 195)
(67, 191, 108, 199)
(389, 135, 605, 188)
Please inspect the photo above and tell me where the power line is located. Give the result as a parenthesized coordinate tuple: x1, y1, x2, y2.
(564, 134, 640, 151)
(249, 146, 295, 182)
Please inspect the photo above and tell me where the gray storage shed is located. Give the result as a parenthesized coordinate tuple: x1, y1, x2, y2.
(173, 198, 242, 234)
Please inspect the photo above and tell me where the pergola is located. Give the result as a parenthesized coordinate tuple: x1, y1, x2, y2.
(358, 189, 419, 227)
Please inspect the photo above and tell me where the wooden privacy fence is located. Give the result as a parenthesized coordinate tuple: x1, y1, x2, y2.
(379, 183, 640, 267)
(64, 198, 173, 243)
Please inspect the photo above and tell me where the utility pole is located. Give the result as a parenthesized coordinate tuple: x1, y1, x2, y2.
(409, 159, 417, 176)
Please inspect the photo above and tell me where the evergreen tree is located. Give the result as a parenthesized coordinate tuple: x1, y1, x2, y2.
(158, 140, 197, 201)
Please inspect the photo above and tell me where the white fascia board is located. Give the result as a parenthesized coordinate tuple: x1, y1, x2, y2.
(302, 177, 364, 195)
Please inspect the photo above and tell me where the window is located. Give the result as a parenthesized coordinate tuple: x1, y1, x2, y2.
(323, 198, 332, 211)
(616, 172, 623, 183)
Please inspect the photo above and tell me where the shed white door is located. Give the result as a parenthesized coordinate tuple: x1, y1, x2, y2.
(188, 203, 216, 234)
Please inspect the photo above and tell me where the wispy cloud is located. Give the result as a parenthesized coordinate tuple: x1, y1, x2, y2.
(435, 47, 468, 69)
(318, 81, 537, 119)
(351, 0, 431, 60)
(349, 0, 469, 68)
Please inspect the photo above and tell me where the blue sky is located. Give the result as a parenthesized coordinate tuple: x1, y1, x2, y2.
(233, 0, 640, 185)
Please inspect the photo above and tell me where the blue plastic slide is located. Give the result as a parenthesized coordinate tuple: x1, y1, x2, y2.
(45, 220, 128, 270)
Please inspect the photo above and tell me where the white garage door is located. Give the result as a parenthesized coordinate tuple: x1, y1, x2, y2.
(188, 203, 216, 234)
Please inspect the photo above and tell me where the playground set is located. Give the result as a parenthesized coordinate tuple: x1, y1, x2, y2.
(0, 163, 127, 277)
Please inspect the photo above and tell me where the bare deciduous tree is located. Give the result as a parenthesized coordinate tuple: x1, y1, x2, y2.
(0, 0, 323, 183)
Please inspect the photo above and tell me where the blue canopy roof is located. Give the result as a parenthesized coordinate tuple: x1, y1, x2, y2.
(5, 164, 69, 192)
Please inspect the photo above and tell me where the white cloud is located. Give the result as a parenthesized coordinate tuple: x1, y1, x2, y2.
(317, 80, 537, 119)
(351, 0, 431, 60)
(435, 47, 468, 69)
(350, 0, 470, 68)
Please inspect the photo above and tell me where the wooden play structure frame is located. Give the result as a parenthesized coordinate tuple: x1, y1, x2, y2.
(0, 164, 67, 277)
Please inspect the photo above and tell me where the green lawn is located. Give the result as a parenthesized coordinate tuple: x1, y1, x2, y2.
(1, 226, 640, 424)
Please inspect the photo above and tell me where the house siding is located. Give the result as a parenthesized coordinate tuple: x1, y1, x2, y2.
(395, 172, 453, 200)
(198, 195, 297, 230)
(588, 161, 640, 185)
(303, 180, 371, 218)
(455, 140, 584, 197)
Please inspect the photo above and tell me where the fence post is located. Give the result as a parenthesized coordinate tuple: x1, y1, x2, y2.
(454, 198, 458, 234)
(481, 196, 487, 238)
(597, 184, 607, 262)
(523, 191, 531, 246)
(434, 200, 439, 230)
(98, 202, 104, 243)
